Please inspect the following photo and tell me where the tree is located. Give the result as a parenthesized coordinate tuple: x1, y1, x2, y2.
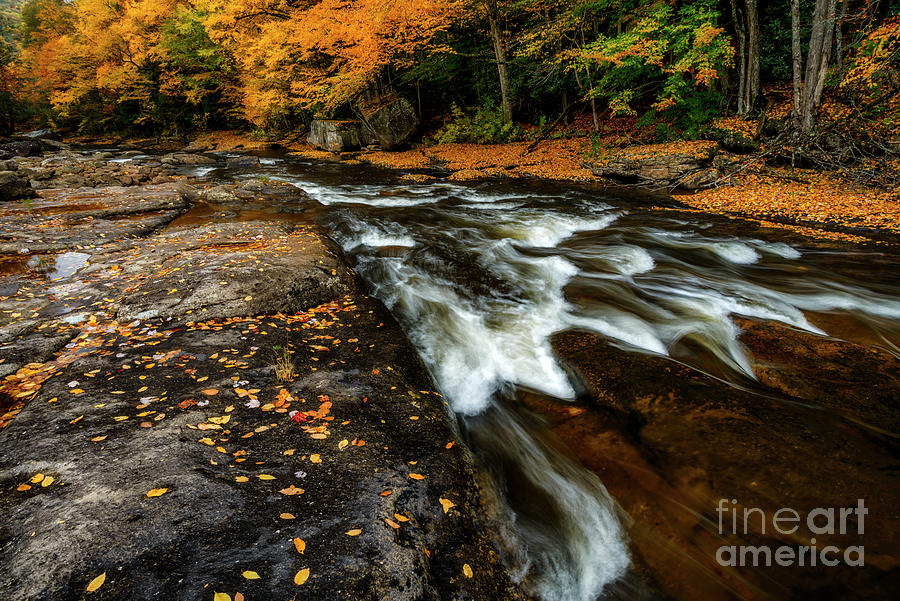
(730, 0, 760, 115)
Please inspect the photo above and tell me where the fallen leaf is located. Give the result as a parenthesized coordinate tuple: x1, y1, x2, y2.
(69, 415, 84, 424)
(213, 594, 231, 601)
(30, 473, 45, 484)
(384, 518, 401, 529)
(345, 529, 362, 536)
(293, 537, 305, 554)
(393, 513, 409, 522)
(146, 488, 168, 498)
(309, 454, 321, 464)
(91, 436, 107, 442)
(17, 484, 31, 491)
(242, 571, 260, 580)
(258, 474, 276, 480)
(439, 498, 456, 513)
(338, 439, 349, 450)
(235, 476, 249, 483)
(280, 513, 296, 520)
(279, 485, 305, 496)
(463, 563, 473, 578)
(202, 389, 219, 396)
(409, 473, 425, 480)
(294, 568, 310, 585)
(86, 572, 106, 592)
(235, 594, 244, 601)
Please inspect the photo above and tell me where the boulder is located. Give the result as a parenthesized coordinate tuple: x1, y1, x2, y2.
(363, 97, 419, 150)
(307, 120, 368, 152)
(0, 140, 43, 160)
(20, 129, 62, 141)
(0, 171, 32, 201)
(225, 155, 261, 169)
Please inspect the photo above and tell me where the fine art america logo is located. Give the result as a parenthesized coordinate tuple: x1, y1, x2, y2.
(715, 498, 867, 567)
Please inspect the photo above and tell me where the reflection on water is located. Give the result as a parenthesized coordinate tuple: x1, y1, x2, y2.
(192, 157, 899, 600)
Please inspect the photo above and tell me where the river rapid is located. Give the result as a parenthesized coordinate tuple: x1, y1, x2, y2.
(177, 153, 898, 601)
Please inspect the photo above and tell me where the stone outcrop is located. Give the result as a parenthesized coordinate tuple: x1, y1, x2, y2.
(535, 326, 900, 601)
(362, 97, 419, 150)
(585, 140, 720, 190)
(0, 170, 32, 201)
(0, 180, 524, 601)
(307, 97, 419, 152)
(307, 120, 372, 153)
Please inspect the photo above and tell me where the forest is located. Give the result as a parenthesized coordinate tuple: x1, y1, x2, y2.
(0, 0, 897, 152)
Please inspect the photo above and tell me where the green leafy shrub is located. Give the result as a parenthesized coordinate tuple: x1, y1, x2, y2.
(434, 101, 521, 144)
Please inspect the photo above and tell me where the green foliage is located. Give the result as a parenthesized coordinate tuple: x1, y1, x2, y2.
(577, 0, 732, 135)
(434, 101, 521, 144)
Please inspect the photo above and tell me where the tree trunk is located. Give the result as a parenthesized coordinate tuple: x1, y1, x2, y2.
(800, 0, 837, 133)
(791, 0, 803, 128)
(747, 0, 761, 111)
(731, 0, 760, 115)
(488, 8, 513, 123)
(835, 0, 849, 82)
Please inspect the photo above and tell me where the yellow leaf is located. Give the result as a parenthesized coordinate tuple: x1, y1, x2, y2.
(338, 439, 349, 450)
(309, 454, 321, 464)
(30, 473, 45, 484)
(345, 529, 362, 536)
(293, 537, 306, 554)
(213, 594, 231, 601)
(409, 473, 425, 480)
(242, 570, 260, 579)
(41, 476, 54, 487)
(208, 415, 231, 425)
(279, 485, 305, 495)
(198, 437, 215, 446)
(280, 513, 296, 520)
(91, 436, 107, 442)
(439, 498, 456, 513)
(86, 572, 106, 592)
(294, 568, 310, 585)
(146, 488, 168, 498)
(258, 474, 276, 480)
(235, 476, 249, 483)
(463, 563, 473, 578)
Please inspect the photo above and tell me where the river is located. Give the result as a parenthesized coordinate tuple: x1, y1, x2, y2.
(177, 152, 898, 601)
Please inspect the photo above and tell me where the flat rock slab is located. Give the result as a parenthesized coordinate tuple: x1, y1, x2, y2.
(0, 182, 521, 601)
(0, 183, 195, 253)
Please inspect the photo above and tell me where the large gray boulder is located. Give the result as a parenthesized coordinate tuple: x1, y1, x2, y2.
(362, 97, 419, 150)
(307, 120, 368, 152)
(0, 171, 32, 201)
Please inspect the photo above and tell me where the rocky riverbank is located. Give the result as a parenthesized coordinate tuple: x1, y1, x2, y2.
(0, 179, 523, 600)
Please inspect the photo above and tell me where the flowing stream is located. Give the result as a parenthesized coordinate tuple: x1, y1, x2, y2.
(185, 155, 899, 601)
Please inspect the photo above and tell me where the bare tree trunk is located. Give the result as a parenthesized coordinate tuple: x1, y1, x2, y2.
(731, 0, 760, 115)
(791, 0, 803, 128)
(731, 0, 748, 114)
(487, 6, 513, 123)
(801, 0, 837, 132)
(747, 0, 761, 111)
(835, 0, 849, 82)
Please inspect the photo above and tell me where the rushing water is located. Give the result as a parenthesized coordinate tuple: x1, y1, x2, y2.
(187, 155, 900, 601)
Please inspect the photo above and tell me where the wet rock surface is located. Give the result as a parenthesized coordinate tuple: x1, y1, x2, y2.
(539, 329, 900, 601)
(0, 182, 522, 601)
(585, 140, 721, 190)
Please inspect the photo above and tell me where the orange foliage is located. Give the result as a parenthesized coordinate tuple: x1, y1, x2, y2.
(205, 0, 462, 124)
